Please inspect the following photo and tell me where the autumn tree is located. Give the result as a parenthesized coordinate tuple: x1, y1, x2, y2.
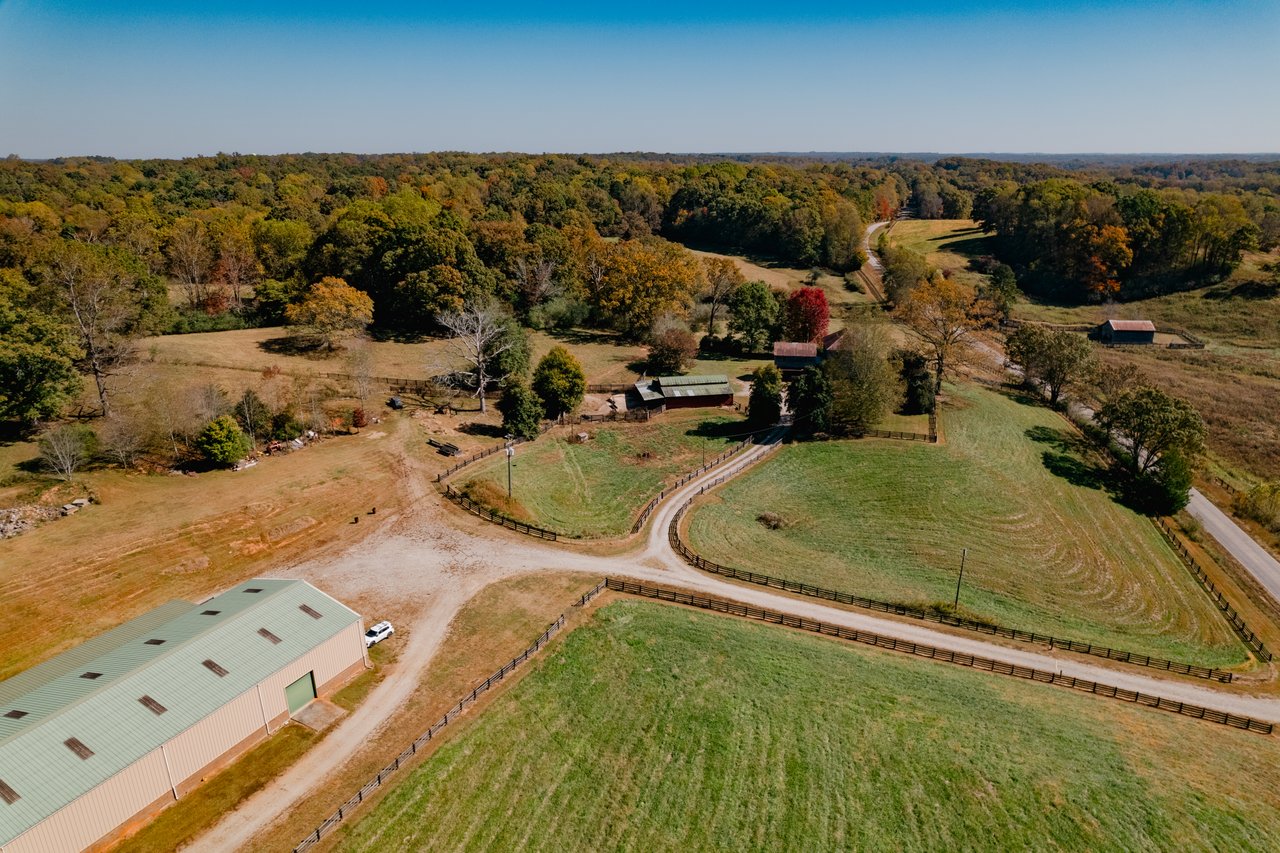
(783, 287, 830, 344)
(212, 218, 262, 308)
(166, 217, 214, 309)
(532, 345, 587, 418)
(284, 277, 374, 350)
(700, 256, 745, 336)
(436, 299, 516, 414)
(894, 277, 994, 393)
(728, 281, 780, 351)
(647, 327, 698, 375)
(595, 237, 703, 338)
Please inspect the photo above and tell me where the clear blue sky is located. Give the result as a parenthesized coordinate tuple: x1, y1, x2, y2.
(1, 0, 1277, 158)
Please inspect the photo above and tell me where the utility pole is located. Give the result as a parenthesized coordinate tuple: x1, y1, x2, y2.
(953, 548, 967, 609)
(505, 435, 515, 499)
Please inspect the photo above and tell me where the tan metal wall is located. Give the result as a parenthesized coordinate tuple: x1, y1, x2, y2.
(2, 749, 169, 853)
(256, 622, 366, 721)
(3, 622, 366, 853)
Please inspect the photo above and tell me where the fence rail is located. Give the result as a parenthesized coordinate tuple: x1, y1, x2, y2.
(292, 581, 608, 852)
(435, 422, 554, 482)
(442, 485, 558, 540)
(605, 579, 1272, 734)
(860, 427, 936, 443)
(1154, 517, 1272, 662)
(666, 499, 1234, 682)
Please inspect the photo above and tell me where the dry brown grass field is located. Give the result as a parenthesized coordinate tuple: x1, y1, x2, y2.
(0, 416, 427, 680)
(1012, 249, 1280, 487)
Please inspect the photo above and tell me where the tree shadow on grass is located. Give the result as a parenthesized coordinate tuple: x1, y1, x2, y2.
(685, 420, 747, 441)
(458, 422, 507, 438)
(1040, 451, 1108, 490)
(257, 335, 337, 359)
(1203, 280, 1280, 301)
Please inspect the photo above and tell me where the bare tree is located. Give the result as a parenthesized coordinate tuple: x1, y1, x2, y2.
(166, 217, 213, 308)
(44, 240, 139, 417)
(345, 337, 375, 406)
(146, 380, 204, 463)
(700, 256, 744, 336)
(39, 424, 90, 481)
(436, 299, 515, 414)
(514, 257, 560, 310)
(100, 410, 147, 468)
(213, 221, 261, 309)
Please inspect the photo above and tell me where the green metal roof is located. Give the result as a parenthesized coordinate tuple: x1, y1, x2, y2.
(655, 374, 730, 388)
(0, 579, 360, 845)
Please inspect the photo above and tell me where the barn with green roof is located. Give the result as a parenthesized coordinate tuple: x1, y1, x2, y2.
(0, 579, 366, 853)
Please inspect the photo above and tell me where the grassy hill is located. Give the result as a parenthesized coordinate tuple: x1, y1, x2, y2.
(687, 384, 1248, 668)
(337, 601, 1280, 852)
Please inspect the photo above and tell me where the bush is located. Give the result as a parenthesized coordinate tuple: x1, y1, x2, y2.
(528, 297, 590, 331)
(165, 308, 256, 335)
(532, 346, 587, 418)
(498, 380, 544, 440)
(897, 349, 936, 415)
(351, 407, 368, 429)
(647, 328, 698, 375)
(271, 412, 305, 441)
(197, 416, 252, 467)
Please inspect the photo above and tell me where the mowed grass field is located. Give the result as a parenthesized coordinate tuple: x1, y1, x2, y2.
(336, 601, 1280, 852)
(688, 384, 1247, 667)
(461, 411, 749, 537)
(883, 219, 994, 290)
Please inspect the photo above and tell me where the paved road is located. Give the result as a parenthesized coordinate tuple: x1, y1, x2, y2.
(1187, 489, 1280, 605)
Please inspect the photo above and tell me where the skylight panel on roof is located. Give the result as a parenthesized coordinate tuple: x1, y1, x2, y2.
(202, 659, 229, 677)
(0, 779, 19, 805)
(299, 604, 322, 619)
(138, 695, 168, 715)
(64, 737, 94, 759)
(80, 672, 102, 680)
(3, 710, 27, 719)
(258, 627, 282, 644)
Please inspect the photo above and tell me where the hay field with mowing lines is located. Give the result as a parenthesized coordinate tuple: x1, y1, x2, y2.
(337, 601, 1280, 852)
(460, 411, 748, 537)
(687, 384, 1247, 667)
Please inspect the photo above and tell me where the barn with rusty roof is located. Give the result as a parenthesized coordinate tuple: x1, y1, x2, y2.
(633, 375, 735, 409)
(1094, 319, 1156, 345)
(0, 579, 366, 853)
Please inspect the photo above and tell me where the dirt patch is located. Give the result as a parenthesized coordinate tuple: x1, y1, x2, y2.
(267, 516, 317, 543)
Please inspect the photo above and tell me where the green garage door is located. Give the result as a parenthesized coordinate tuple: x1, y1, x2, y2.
(285, 671, 316, 714)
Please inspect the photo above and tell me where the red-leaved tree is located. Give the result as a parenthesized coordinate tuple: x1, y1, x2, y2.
(784, 287, 830, 344)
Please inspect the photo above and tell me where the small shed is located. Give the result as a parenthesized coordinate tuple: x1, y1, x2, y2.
(633, 375, 734, 409)
(772, 341, 820, 374)
(1095, 319, 1156, 345)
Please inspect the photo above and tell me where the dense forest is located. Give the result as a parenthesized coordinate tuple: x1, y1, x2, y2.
(2, 152, 1278, 427)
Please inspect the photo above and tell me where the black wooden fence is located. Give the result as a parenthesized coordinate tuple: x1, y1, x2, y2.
(435, 422, 554, 482)
(605, 579, 1273, 734)
(1154, 517, 1272, 662)
(292, 580, 608, 852)
(666, 498, 1235, 682)
(441, 485, 558, 541)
